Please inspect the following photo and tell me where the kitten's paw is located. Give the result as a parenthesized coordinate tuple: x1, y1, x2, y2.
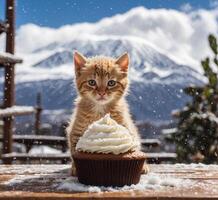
(71, 164, 77, 176)
(141, 164, 149, 174)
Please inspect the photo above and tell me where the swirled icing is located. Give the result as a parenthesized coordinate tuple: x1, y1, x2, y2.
(75, 114, 138, 154)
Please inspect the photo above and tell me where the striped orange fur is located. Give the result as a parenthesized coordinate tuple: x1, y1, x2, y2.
(67, 51, 141, 175)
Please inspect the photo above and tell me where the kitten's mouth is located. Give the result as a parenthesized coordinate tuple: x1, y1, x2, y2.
(96, 95, 109, 102)
(97, 97, 106, 101)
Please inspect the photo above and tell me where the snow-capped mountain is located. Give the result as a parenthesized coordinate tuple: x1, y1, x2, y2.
(13, 36, 203, 123)
(0, 6, 212, 124)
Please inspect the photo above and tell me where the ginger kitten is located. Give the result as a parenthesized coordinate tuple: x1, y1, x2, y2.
(67, 51, 141, 175)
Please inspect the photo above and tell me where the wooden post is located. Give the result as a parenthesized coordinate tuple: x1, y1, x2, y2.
(3, 0, 15, 159)
(60, 122, 68, 152)
(35, 92, 42, 135)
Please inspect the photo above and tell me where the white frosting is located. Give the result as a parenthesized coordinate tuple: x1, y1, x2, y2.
(76, 114, 138, 155)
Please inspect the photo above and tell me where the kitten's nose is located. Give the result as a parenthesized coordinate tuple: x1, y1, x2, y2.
(98, 91, 106, 96)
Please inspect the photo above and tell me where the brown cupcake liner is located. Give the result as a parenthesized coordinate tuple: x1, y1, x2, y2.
(73, 156, 145, 187)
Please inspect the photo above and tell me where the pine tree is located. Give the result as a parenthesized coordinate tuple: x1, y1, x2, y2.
(168, 34, 218, 163)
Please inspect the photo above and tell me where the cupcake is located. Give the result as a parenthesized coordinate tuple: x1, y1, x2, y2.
(73, 114, 146, 187)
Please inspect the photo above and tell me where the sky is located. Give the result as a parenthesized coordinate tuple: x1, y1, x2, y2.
(0, 0, 217, 28)
(0, 0, 218, 74)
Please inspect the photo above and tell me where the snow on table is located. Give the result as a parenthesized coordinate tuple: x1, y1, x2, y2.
(0, 164, 218, 199)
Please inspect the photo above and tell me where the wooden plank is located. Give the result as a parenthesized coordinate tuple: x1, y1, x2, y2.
(2, 134, 66, 143)
(1, 153, 70, 161)
(1, 152, 176, 164)
(0, 135, 66, 146)
(146, 152, 177, 163)
(0, 164, 218, 199)
(141, 139, 161, 148)
(0, 106, 35, 117)
(0, 134, 67, 155)
(0, 53, 22, 66)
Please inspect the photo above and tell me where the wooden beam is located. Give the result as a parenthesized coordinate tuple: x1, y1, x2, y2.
(0, 106, 35, 117)
(1, 152, 177, 164)
(146, 152, 177, 163)
(1, 153, 70, 164)
(5, 0, 15, 55)
(3, 0, 15, 160)
(141, 139, 161, 148)
(34, 92, 42, 135)
(0, 53, 22, 65)
(0, 134, 67, 144)
(0, 134, 67, 153)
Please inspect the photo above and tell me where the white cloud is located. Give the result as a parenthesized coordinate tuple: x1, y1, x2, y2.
(1, 6, 218, 72)
(180, 3, 192, 12)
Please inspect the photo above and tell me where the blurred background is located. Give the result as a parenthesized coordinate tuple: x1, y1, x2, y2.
(0, 0, 217, 164)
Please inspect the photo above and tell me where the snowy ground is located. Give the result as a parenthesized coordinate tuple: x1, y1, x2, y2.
(55, 173, 193, 193)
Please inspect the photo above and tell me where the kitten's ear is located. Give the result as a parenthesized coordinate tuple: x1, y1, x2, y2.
(115, 52, 129, 72)
(74, 51, 87, 74)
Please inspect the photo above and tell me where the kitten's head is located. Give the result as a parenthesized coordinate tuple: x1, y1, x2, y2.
(73, 51, 129, 105)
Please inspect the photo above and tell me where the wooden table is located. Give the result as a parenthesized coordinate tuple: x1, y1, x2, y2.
(0, 164, 218, 199)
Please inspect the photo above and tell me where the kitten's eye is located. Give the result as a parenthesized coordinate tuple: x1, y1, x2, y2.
(88, 79, 96, 86)
(107, 80, 116, 87)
